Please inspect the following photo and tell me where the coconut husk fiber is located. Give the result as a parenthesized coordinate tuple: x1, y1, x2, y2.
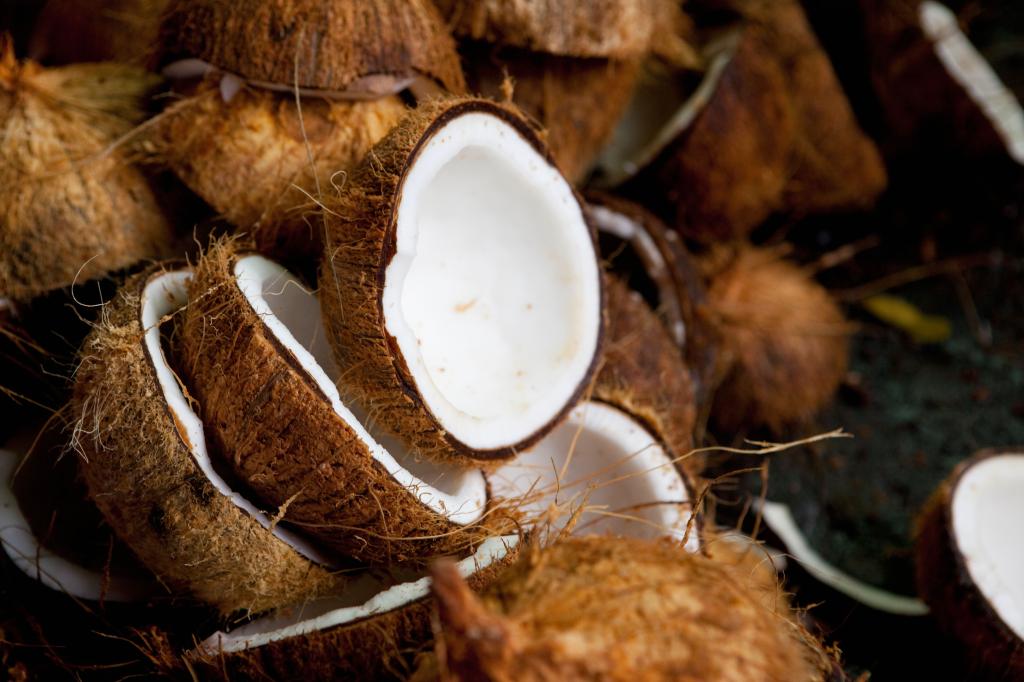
(319, 97, 602, 464)
(73, 265, 342, 615)
(29, 0, 169, 65)
(430, 535, 840, 681)
(700, 245, 851, 434)
(154, 76, 407, 263)
(0, 46, 176, 302)
(155, 0, 465, 94)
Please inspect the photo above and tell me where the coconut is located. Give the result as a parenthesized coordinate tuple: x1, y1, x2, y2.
(700, 245, 850, 433)
(180, 239, 494, 566)
(0, 46, 176, 302)
(915, 449, 1024, 676)
(73, 265, 343, 615)
(320, 98, 604, 463)
(430, 535, 840, 681)
(190, 534, 519, 681)
(29, 0, 169, 65)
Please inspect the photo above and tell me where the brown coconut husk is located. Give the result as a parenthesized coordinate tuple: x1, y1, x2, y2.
(155, 0, 465, 94)
(29, 0, 169, 65)
(460, 42, 640, 182)
(180, 238, 501, 567)
(73, 265, 342, 615)
(320, 97, 603, 464)
(431, 535, 840, 681)
(0, 46, 176, 302)
(915, 450, 1024, 677)
(154, 77, 407, 263)
(700, 245, 850, 434)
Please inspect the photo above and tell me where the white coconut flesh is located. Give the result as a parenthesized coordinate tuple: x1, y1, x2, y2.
(194, 533, 518, 655)
(383, 112, 602, 451)
(141, 270, 329, 565)
(0, 444, 152, 602)
(490, 401, 699, 552)
(920, 1, 1024, 164)
(233, 256, 488, 525)
(950, 452, 1024, 638)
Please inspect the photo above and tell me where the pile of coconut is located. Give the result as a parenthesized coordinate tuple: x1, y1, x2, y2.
(1, 0, 1022, 679)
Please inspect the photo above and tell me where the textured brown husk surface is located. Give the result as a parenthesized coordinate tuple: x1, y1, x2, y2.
(320, 97, 602, 463)
(700, 245, 850, 433)
(154, 77, 406, 261)
(156, 0, 466, 93)
(73, 266, 341, 615)
(181, 239, 499, 567)
(193, 535, 522, 682)
(29, 0, 170, 64)
(431, 535, 838, 681)
(915, 451, 1024, 677)
(0, 52, 175, 301)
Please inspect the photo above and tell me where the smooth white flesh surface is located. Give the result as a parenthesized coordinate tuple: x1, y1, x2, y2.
(141, 271, 330, 564)
(920, 1, 1024, 164)
(384, 112, 601, 451)
(490, 401, 699, 551)
(951, 453, 1024, 638)
(195, 534, 518, 655)
(234, 256, 487, 524)
(0, 445, 151, 601)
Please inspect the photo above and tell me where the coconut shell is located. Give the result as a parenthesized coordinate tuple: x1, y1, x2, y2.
(460, 42, 640, 182)
(701, 245, 850, 434)
(431, 535, 839, 681)
(155, 0, 465, 94)
(0, 50, 176, 302)
(915, 450, 1024, 677)
(320, 97, 602, 464)
(155, 77, 406, 263)
(180, 239, 499, 567)
(29, 0, 169, 65)
(73, 265, 341, 615)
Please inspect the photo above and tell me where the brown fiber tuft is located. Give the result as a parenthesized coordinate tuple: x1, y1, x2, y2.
(73, 266, 341, 615)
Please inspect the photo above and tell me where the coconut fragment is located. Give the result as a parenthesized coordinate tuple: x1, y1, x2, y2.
(916, 450, 1024, 675)
(321, 98, 603, 462)
(73, 266, 341, 615)
(181, 241, 492, 566)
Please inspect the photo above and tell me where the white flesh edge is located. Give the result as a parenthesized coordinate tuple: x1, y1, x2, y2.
(384, 112, 602, 450)
(234, 256, 487, 525)
(589, 203, 686, 347)
(0, 446, 152, 602)
(950, 453, 1024, 638)
(194, 533, 518, 655)
(491, 401, 699, 552)
(593, 31, 739, 187)
(141, 271, 332, 565)
(920, 2, 1024, 165)
(759, 500, 929, 615)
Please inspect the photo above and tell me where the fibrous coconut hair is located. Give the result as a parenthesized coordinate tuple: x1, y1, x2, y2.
(0, 45, 175, 301)
(73, 265, 341, 615)
(29, 0, 169, 65)
(180, 238, 498, 567)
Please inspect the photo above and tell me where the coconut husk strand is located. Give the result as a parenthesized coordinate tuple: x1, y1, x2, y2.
(189, 534, 519, 682)
(320, 98, 604, 463)
(73, 265, 342, 615)
(430, 535, 840, 681)
(29, 0, 169, 65)
(155, 0, 465, 95)
(180, 239, 496, 567)
(0, 47, 176, 302)
(153, 76, 407, 264)
(915, 450, 1024, 677)
(701, 245, 850, 434)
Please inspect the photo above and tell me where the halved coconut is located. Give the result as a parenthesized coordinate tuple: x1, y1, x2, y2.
(73, 265, 341, 615)
(191, 534, 519, 681)
(320, 98, 604, 462)
(430, 535, 841, 681)
(29, 0, 169, 65)
(916, 449, 1024, 675)
(0, 47, 176, 301)
(180, 240, 492, 566)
